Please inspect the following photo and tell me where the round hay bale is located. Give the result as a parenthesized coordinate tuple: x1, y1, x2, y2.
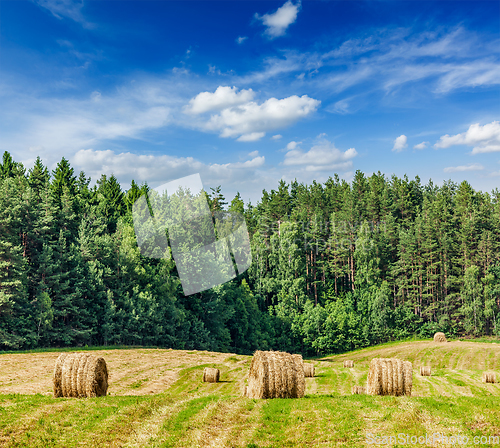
(482, 372, 496, 384)
(367, 358, 382, 396)
(247, 350, 304, 399)
(403, 361, 413, 396)
(203, 367, 220, 383)
(84, 356, 108, 398)
(53, 353, 68, 398)
(55, 353, 108, 398)
(352, 385, 366, 394)
(367, 358, 409, 396)
(343, 360, 354, 368)
(433, 332, 447, 343)
(292, 354, 305, 398)
(303, 363, 315, 378)
(420, 366, 432, 376)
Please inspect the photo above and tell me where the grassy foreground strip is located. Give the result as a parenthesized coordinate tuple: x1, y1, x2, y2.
(1, 340, 499, 447)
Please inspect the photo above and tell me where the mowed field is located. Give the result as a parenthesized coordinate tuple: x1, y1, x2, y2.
(0, 341, 499, 447)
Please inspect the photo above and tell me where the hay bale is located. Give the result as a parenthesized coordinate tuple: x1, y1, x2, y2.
(53, 353, 68, 398)
(303, 363, 315, 377)
(367, 358, 411, 397)
(420, 366, 432, 376)
(54, 352, 108, 398)
(482, 372, 496, 384)
(202, 367, 220, 383)
(247, 350, 305, 399)
(343, 360, 354, 368)
(403, 361, 413, 396)
(292, 354, 305, 398)
(352, 386, 366, 394)
(433, 332, 447, 343)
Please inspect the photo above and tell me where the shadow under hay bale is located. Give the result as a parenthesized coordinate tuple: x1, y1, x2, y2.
(420, 366, 432, 376)
(482, 372, 496, 384)
(203, 367, 220, 383)
(247, 350, 305, 399)
(367, 358, 412, 397)
(352, 386, 365, 394)
(54, 353, 108, 398)
(303, 363, 315, 377)
(433, 332, 447, 343)
(343, 360, 354, 368)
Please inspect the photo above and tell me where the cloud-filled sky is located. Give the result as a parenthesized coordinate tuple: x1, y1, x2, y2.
(0, 0, 499, 203)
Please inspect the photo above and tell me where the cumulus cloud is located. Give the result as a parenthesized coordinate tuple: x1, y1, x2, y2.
(413, 141, 428, 150)
(255, 0, 301, 38)
(283, 139, 357, 172)
(443, 163, 484, 173)
(184, 86, 255, 114)
(392, 135, 408, 152)
(271, 134, 282, 140)
(72, 148, 265, 187)
(236, 36, 248, 44)
(434, 121, 500, 154)
(204, 94, 320, 141)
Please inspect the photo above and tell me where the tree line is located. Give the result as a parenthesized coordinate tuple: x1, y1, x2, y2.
(0, 151, 499, 355)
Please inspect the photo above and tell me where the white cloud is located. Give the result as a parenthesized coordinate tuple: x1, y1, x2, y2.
(237, 132, 265, 142)
(443, 163, 484, 173)
(184, 86, 255, 114)
(236, 36, 248, 44)
(286, 141, 301, 150)
(35, 0, 92, 27)
(283, 139, 357, 172)
(255, 0, 301, 38)
(72, 148, 265, 189)
(434, 121, 500, 154)
(413, 141, 428, 150)
(271, 134, 282, 140)
(205, 94, 320, 141)
(248, 150, 259, 158)
(392, 135, 408, 152)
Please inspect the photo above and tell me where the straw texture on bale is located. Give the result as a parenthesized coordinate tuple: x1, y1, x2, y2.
(433, 332, 447, 343)
(292, 354, 305, 398)
(420, 366, 432, 376)
(54, 353, 108, 398)
(246, 350, 305, 399)
(202, 367, 220, 383)
(343, 360, 354, 368)
(367, 358, 412, 396)
(352, 386, 366, 394)
(482, 372, 496, 383)
(303, 363, 315, 377)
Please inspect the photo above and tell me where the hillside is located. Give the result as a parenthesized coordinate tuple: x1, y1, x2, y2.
(1, 340, 499, 447)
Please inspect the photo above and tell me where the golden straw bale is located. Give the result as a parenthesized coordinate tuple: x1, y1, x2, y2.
(482, 372, 496, 383)
(403, 361, 413, 396)
(292, 354, 305, 398)
(433, 332, 447, 343)
(303, 363, 315, 377)
(367, 358, 409, 396)
(420, 366, 432, 376)
(352, 386, 366, 394)
(84, 356, 108, 397)
(202, 367, 220, 383)
(53, 353, 68, 398)
(343, 360, 354, 368)
(54, 353, 108, 398)
(247, 350, 304, 399)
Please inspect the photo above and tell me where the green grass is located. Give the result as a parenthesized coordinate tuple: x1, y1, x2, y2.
(1, 340, 500, 447)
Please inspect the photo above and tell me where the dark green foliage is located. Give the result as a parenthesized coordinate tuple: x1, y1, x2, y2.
(1, 153, 500, 354)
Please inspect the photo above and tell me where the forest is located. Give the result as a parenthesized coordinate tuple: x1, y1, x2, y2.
(0, 150, 499, 355)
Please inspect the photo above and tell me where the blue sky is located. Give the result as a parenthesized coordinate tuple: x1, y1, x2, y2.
(1, 0, 499, 204)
